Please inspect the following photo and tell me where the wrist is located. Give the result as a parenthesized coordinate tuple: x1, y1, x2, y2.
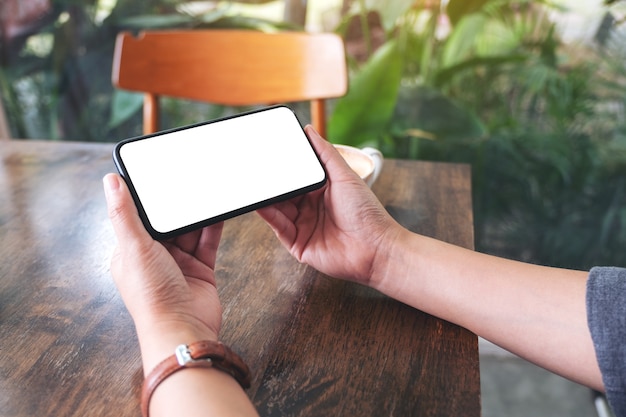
(141, 340, 251, 417)
(368, 223, 411, 293)
(136, 320, 219, 374)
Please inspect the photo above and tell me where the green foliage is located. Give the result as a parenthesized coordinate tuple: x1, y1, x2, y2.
(331, 0, 626, 269)
(327, 40, 403, 146)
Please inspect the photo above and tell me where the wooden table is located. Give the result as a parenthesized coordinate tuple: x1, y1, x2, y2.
(0, 140, 480, 417)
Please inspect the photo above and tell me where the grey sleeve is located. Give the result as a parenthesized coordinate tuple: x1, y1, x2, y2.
(587, 266, 626, 417)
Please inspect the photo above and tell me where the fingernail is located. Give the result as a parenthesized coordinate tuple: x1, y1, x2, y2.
(305, 125, 321, 139)
(103, 174, 120, 196)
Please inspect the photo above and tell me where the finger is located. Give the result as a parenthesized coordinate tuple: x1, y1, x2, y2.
(103, 173, 153, 248)
(257, 197, 301, 228)
(195, 222, 224, 268)
(257, 204, 297, 248)
(168, 228, 203, 254)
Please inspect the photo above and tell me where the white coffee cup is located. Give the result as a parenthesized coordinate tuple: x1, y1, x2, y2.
(333, 144, 383, 187)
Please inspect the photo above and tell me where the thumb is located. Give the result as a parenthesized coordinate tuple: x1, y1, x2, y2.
(103, 173, 152, 247)
(304, 124, 336, 159)
(304, 125, 359, 182)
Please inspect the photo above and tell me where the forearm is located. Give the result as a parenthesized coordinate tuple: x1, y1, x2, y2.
(373, 228, 603, 390)
(149, 369, 258, 417)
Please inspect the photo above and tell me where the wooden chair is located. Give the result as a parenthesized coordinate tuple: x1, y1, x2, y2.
(111, 29, 348, 137)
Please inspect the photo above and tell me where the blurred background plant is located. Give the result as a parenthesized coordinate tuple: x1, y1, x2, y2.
(329, 0, 626, 269)
(1, 0, 626, 270)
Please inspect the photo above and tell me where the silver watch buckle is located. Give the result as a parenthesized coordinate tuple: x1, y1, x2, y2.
(175, 344, 212, 367)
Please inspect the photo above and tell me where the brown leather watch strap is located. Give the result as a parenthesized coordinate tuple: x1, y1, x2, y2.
(141, 340, 251, 417)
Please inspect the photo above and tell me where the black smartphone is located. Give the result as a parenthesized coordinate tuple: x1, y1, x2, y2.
(113, 106, 327, 240)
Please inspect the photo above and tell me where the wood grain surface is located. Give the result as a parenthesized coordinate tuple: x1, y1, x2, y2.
(0, 140, 479, 417)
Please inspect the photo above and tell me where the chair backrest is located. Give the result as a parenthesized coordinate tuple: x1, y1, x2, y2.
(112, 29, 348, 137)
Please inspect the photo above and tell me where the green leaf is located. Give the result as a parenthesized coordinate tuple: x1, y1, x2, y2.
(109, 90, 143, 129)
(474, 18, 520, 56)
(447, 0, 491, 26)
(434, 53, 528, 87)
(328, 40, 403, 146)
(197, 7, 231, 25)
(441, 13, 487, 68)
(118, 14, 195, 29)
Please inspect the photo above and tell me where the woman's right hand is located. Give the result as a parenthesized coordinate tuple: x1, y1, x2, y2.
(257, 125, 401, 288)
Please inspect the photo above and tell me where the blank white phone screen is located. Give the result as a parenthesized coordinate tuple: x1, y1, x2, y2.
(117, 107, 325, 236)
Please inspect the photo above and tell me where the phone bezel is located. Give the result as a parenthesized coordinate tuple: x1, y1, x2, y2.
(113, 105, 327, 240)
